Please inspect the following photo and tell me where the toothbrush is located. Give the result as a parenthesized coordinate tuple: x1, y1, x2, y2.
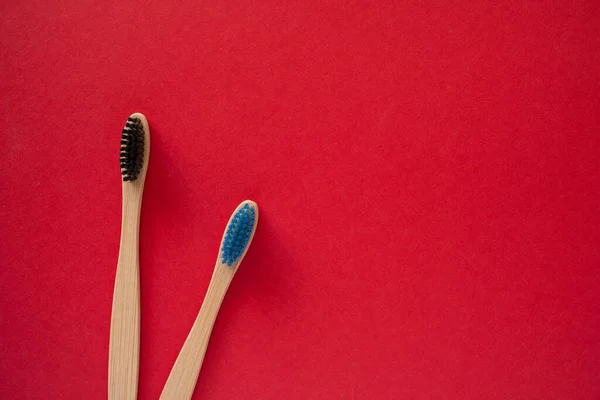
(159, 200, 259, 400)
(108, 113, 150, 400)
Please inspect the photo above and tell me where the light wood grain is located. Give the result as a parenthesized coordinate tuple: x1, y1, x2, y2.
(159, 200, 259, 400)
(108, 113, 150, 400)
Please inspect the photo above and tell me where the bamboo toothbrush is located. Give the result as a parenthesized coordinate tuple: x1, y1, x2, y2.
(160, 200, 259, 400)
(108, 113, 150, 400)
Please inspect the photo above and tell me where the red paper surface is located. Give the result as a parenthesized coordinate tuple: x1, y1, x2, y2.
(1, 1, 599, 399)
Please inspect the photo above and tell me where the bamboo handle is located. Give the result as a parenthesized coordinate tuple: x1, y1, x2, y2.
(160, 265, 235, 400)
(108, 190, 142, 400)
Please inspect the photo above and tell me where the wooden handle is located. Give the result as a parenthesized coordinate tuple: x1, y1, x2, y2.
(108, 188, 143, 400)
(159, 264, 236, 400)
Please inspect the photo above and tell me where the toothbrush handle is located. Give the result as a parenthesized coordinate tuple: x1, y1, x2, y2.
(160, 267, 233, 400)
(108, 193, 141, 400)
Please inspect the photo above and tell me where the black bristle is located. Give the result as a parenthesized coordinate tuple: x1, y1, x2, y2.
(119, 117, 144, 182)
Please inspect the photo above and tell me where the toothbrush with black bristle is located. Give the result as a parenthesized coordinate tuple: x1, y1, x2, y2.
(108, 113, 150, 400)
(160, 200, 259, 400)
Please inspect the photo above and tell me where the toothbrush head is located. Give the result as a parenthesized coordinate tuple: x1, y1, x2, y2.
(220, 201, 258, 267)
(120, 115, 146, 182)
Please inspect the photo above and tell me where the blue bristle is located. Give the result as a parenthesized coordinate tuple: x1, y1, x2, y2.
(221, 204, 256, 266)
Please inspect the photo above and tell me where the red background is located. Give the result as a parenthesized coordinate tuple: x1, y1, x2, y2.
(1, 1, 599, 399)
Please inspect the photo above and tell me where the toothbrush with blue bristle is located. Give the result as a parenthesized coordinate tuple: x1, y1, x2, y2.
(160, 200, 259, 400)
